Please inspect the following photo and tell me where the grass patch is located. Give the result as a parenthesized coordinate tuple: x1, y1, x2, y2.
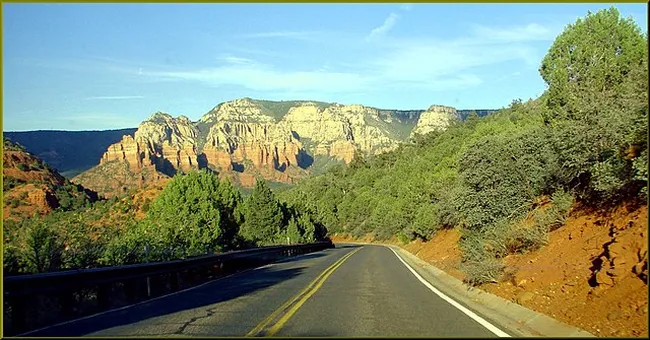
(363, 114, 416, 141)
(310, 155, 346, 176)
(461, 258, 505, 286)
(61, 167, 93, 179)
(254, 99, 332, 122)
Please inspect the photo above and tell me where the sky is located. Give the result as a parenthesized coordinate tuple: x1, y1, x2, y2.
(3, 3, 648, 131)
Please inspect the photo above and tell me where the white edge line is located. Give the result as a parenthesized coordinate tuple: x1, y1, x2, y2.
(387, 246, 511, 338)
(16, 250, 329, 337)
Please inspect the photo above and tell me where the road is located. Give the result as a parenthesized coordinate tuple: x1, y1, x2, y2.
(25, 244, 508, 337)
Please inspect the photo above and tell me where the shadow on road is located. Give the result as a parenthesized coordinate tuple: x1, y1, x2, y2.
(333, 243, 363, 249)
(26, 266, 307, 337)
(274, 251, 329, 264)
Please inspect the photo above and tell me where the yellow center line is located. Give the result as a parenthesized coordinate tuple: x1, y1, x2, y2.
(264, 247, 361, 337)
(246, 247, 362, 337)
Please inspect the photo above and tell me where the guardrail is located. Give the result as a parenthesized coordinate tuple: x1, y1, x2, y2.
(3, 241, 334, 336)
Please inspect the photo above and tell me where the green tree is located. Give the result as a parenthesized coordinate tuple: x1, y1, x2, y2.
(137, 170, 230, 258)
(349, 149, 367, 170)
(215, 179, 244, 249)
(100, 219, 149, 265)
(297, 213, 319, 242)
(23, 221, 64, 273)
(457, 127, 559, 230)
(240, 179, 284, 245)
(540, 7, 647, 120)
(540, 7, 648, 201)
(285, 217, 303, 244)
(55, 214, 106, 270)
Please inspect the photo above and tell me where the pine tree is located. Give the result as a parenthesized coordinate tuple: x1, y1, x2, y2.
(140, 170, 226, 257)
(215, 179, 243, 249)
(286, 217, 303, 244)
(240, 179, 284, 245)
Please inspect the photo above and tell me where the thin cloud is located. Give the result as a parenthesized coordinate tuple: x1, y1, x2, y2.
(142, 51, 485, 96)
(237, 31, 322, 40)
(368, 13, 400, 39)
(54, 114, 144, 129)
(384, 74, 483, 92)
(495, 71, 524, 82)
(140, 20, 558, 96)
(85, 95, 144, 100)
(367, 4, 413, 40)
(472, 23, 556, 43)
(144, 61, 369, 95)
(22, 56, 176, 80)
(369, 22, 553, 82)
(222, 46, 295, 59)
(219, 55, 256, 65)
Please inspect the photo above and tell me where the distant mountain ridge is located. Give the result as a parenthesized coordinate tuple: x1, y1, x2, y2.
(4, 128, 137, 178)
(66, 98, 497, 197)
(3, 99, 498, 197)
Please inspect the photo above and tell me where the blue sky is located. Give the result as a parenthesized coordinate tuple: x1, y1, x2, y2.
(3, 3, 647, 131)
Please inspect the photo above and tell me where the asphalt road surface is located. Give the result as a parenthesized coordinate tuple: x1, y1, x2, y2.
(26, 244, 507, 337)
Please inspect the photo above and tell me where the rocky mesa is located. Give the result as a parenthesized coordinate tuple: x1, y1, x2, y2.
(73, 98, 486, 197)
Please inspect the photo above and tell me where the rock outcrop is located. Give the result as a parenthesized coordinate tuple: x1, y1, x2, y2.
(3, 138, 97, 220)
(410, 105, 461, 137)
(203, 120, 302, 171)
(98, 112, 199, 174)
(77, 98, 478, 193)
(101, 135, 149, 172)
(281, 102, 404, 161)
(77, 112, 200, 196)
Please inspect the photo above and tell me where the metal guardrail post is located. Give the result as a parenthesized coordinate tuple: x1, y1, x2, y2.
(59, 290, 75, 320)
(124, 278, 138, 304)
(97, 283, 111, 310)
(8, 294, 26, 334)
(170, 272, 180, 292)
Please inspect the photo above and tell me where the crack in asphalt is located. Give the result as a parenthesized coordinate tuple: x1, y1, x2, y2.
(174, 307, 218, 335)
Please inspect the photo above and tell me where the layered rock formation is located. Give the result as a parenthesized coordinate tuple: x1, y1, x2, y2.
(99, 112, 199, 176)
(410, 105, 462, 137)
(101, 135, 148, 172)
(281, 102, 400, 161)
(76, 98, 471, 194)
(203, 121, 302, 170)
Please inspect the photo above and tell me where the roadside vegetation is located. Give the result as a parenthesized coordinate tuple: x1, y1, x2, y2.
(279, 7, 648, 285)
(3, 8, 646, 283)
(3, 170, 326, 275)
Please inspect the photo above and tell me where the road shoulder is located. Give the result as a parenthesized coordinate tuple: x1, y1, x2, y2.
(374, 242, 595, 337)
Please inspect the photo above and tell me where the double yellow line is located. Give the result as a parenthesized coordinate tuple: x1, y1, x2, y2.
(246, 247, 362, 337)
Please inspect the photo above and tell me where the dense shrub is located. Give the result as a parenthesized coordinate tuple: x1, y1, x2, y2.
(279, 7, 646, 286)
(457, 126, 560, 230)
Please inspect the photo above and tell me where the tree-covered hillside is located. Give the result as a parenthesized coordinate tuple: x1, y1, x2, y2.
(3, 169, 327, 275)
(279, 7, 648, 285)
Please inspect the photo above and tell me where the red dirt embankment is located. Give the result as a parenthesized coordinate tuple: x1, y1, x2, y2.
(330, 201, 648, 337)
